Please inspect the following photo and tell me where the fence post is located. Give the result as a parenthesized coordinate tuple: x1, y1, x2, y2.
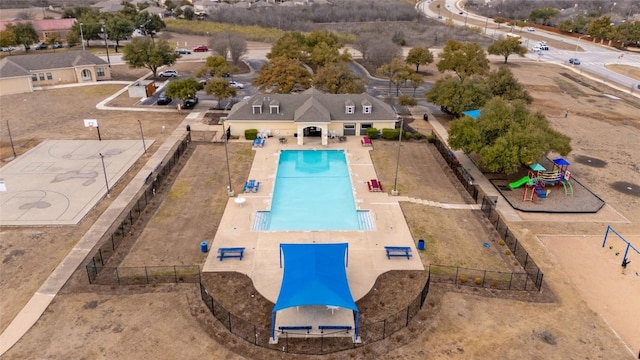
(211, 296, 215, 316)
(455, 266, 459, 284)
(99, 248, 104, 266)
(523, 253, 529, 269)
(111, 234, 116, 251)
(254, 325, 257, 346)
(174, 265, 177, 283)
(524, 271, 529, 290)
(382, 319, 387, 339)
(86, 266, 93, 284)
(406, 306, 410, 326)
(115, 267, 120, 285)
(228, 312, 232, 331)
(537, 272, 544, 291)
(145, 266, 149, 284)
(508, 272, 513, 290)
(482, 270, 486, 287)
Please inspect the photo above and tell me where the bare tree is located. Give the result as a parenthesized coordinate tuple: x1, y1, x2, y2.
(209, 36, 229, 59)
(209, 32, 247, 65)
(367, 38, 402, 68)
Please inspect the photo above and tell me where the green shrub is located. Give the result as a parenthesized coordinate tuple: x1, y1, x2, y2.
(403, 131, 412, 140)
(398, 94, 417, 106)
(498, 240, 505, 246)
(505, 249, 512, 256)
(381, 128, 401, 140)
(426, 134, 436, 143)
(245, 129, 258, 140)
(413, 132, 424, 140)
(366, 128, 379, 139)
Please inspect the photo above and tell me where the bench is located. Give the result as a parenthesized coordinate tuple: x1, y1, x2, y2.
(318, 325, 352, 334)
(384, 246, 412, 259)
(278, 326, 312, 334)
(217, 247, 245, 261)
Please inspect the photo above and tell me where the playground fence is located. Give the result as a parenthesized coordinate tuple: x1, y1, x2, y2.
(428, 264, 538, 291)
(86, 265, 201, 285)
(198, 273, 431, 355)
(86, 133, 191, 284)
(431, 132, 544, 291)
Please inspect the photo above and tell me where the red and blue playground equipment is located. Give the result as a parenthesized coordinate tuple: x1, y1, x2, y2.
(513, 158, 573, 202)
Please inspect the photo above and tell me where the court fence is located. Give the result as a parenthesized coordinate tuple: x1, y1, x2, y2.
(198, 273, 431, 355)
(85, 133, 191, 284)
(429, 264, 540, 291)
(431, 132, 544, 291)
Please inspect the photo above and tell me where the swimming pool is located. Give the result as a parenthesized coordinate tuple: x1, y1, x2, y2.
(255, 150, 372, 231)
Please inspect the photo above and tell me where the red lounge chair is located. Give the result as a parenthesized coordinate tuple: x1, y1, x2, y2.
(367, 181, 373, 191)
(361, 136, 372, 146)
(371, 179, 383, 191)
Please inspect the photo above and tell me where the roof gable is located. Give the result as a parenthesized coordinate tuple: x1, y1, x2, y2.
(294, 97, 330, 122)
(0, 57, 30, 78)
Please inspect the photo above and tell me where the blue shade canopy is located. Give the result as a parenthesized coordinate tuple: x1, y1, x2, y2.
(462, 109, 481, 119)
(553, 158, 570, 166)
(273, 243, 357, 312)
(529, 163, 546, 171)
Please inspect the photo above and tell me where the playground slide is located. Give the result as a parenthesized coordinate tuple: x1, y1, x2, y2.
(509, 176, 531, 189)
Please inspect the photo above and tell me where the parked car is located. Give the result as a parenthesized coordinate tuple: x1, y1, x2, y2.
(569, 58, 581, 65)
(175, 48, 191, 54)
(193, 45, 208, 52)
(527, 27, 535, 31)
(0, 47, 15, 52)
(52, 42, 63, 49)
(229, 80, 244, 89)
(182, 96, 199, 109)
(157, 95, 172, 105)
(34, 42, 47, 50)
(158, 70, 178, 78)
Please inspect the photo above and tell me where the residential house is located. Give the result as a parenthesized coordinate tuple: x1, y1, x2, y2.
(0, 18, 76, 42)
(0, 51, 111, 96)
(224, 88, 398, 146)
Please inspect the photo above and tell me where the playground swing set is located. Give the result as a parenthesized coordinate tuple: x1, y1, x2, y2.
(508, 158, 574, 202)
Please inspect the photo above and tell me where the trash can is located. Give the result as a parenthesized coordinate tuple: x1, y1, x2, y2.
(417, 239, 425, 251)
(423, 113, 429, 121)
(200, 241, 208, 253)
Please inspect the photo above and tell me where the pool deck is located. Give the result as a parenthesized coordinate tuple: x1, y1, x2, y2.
(202, 137, 426, 337)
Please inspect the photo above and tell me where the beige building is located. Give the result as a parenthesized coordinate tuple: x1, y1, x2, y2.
(0, 51, 111, 96)
(225, 89, 399, 145)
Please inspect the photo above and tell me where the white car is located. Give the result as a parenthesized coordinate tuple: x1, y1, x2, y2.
(159, 70, 178, 78)
(229, 81, 244, 89)
(527, 27, 535, 31)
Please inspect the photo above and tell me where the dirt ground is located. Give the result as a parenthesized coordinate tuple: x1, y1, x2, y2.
(1, 40, 639, 359)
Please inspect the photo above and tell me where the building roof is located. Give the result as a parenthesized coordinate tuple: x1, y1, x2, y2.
(0, 51, 108, 78)
(227, 88, 397, 122)
(0, 18, 76, 32)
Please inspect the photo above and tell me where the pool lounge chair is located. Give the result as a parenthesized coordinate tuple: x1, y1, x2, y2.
(371, 179, 383, 191)
(252, 181, 261, 193)
(361, 136, 372, 146)
(243, 179, 256, 193)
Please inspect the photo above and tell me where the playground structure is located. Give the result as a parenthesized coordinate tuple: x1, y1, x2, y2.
(518, 158, 574, 202)
(602, 225, 639, 270)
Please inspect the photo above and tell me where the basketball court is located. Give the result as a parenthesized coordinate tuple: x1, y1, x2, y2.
(0, 140, 151, 226)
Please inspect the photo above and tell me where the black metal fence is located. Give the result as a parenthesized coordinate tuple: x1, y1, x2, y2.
(429, 264, 539, 291)
(86, 265, 201, 285)
(198, 273, 431, 355)
(85, 134, 191, 284)
(431, 132, 544, 291)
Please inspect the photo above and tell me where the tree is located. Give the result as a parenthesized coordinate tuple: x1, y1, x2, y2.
(366, 38, 402, 68)
(529, 7, 560, 25)
(437, 40, 489, 80)
(425, 76, 490, 116)
(122, 38, 180, 78)
(487, 38, 527, 64)
(267, 32, 308, 62)
(105, 14, 134, 48)
(6, 22, 39, 52)
(406, 47, 434, 72)
(165, 78, 202, 101)
(377, 57, 413, 96)
(313, 63, 366, 94)
(448, 98, 571, 174)
(252, 56, 312, 94)
(0, 30, 17, 53)
(485, 66, 533, 104)
(587, 16, 614, 40)
(407, 73, 424, 96)
(205, 55, 230, 77)
(614, 20, 640, 46)
(209, 31, 247, 65)
(183, 7, 195, 21)
(205, 78, 237, 109)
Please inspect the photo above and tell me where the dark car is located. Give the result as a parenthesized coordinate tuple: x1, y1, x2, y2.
(34, 42, 47, 50)
(569, 58, 581, 65)
(182, 96, 199, 109)
(157, 95, 172, 105)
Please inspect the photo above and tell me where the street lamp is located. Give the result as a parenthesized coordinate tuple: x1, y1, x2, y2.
(138, 120, 146, 153)
(574, 34, 591, 65)
(392, 117, 404, 196)
(99, 153, 110, 197)
(6, 120, 16, 159)
(222, 119, 234, 197)
(79, 22, 85, 51)
(101, 23, 111, 67)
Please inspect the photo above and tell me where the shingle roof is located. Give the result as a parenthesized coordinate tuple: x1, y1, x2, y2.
(227, 89, 397, 122)
(0, 51, 108, 78)
(0, 19, 76, 32)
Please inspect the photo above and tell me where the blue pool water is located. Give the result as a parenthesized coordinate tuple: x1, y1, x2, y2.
(267, 150, 360, 231)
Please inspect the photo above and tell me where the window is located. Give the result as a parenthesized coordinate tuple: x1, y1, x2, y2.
(252, 105, 262, 114)
(346, 106, 355, 114)
(96, 68, 105, 77)
(32, 74, 37, 81)
(363, 105, 372, 114)
(345, 99, 355, 114)
(344, 124, 356, 129)
(39, 73, 45, 81)
(46, 72, 53, 80)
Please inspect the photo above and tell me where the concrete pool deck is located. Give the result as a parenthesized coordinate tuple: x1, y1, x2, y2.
(203, 138, 435, 336)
